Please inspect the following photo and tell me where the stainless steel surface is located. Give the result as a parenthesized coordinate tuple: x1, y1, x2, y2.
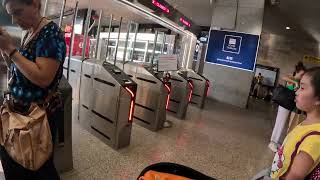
(63, 57, 82, 101)
(0, 62, 8, 98)
(63, 56, 83, 121)
(144, 41, 149, 62)
(105, 14, 113, 62)
(58, 0, 66, 27)
(150, 31, 158, 66)
(196, 43, 207, 75)
(117, 62, 168, 131)
(66, 1, 79, 80)
(167, 71, 191, 119)
(95, 10, 103, 59)
(82, 0, 93, 59)
(114, 17, 123, 65)
(160, 32, 166, 54)
(186, 70, 209, 109)
(130, 23, 139, 62)
(54, 77, 73, 173)
(79, 59, 136, 149)
(43, 0, 49, 16)
(122, 22, 131, 68)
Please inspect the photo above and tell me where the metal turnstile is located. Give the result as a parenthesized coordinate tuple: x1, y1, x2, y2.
(63, 56, 83, 118)
(118, 62, 170, 131)
(79, 59, 137, 149)
(54, 76, 73, 173)
(166, 71, 193, 119)
(185, 70, 210, 109)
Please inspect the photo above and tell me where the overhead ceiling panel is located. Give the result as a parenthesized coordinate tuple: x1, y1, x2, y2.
(165, 0, 213, 26)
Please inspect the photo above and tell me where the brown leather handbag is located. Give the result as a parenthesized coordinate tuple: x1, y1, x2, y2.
(0, 99, 53, 171)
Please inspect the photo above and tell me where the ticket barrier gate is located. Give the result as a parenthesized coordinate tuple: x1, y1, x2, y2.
(118, 62, 170, 131)
(185, 70, 210, 109)
(54, 76, 73, 173)
(63, 56, 85, 119)
(79, 59, 137, 149)
(166, 71, 193, 119)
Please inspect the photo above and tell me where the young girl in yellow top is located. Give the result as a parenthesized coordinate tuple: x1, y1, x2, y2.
(253, 67, 320, 179)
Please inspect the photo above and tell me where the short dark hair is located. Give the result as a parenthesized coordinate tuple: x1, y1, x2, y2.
(2, 0, 41, 10)
(305, 67, 320, 98)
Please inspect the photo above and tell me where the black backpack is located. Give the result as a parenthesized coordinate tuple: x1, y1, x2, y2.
(138, 162, 216, 180)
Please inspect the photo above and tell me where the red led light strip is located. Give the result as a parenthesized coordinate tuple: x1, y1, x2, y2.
(164, 84, 171, 110)
(152, 0, 170, 13)
(125, 87, 135, 122)
(188, 82, 193, 102)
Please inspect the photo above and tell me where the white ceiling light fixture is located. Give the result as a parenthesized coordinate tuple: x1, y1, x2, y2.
(286, 26, 291, 30)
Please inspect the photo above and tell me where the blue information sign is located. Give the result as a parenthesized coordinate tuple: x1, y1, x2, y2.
(206, 30, 260, 71)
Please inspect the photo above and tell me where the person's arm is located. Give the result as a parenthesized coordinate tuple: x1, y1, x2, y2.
(0, 25, 63, 89)
(10, 53, 60, 88)
(282, 76, 299, 87)
(285, 151, 314, 180)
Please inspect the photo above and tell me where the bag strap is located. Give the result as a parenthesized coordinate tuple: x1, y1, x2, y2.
(281, 131, 320, 179)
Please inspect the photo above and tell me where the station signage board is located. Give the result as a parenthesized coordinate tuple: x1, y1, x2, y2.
(179, 17, 191, 28)
(136, 0, 193, 30)
(152, 0, 170, 13)
(157, 55, 178, 71)
(206, 30, 260, 72)
(303, 55, 320, 64)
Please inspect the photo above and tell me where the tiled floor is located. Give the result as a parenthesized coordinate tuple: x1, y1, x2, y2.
(60, 99, 277, 180)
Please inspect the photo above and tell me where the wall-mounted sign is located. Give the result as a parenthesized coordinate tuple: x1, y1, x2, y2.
(152, 0, 170, 13)
(303, 55, 320, 64)
(136, 0, 195, 30)
(206, 30, 260, 72)
(179, 17, 191, 27)
(158, 55, 178, 71)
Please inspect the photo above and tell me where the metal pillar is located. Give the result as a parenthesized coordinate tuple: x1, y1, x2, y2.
(122, 22, 131, 69)
(130, 23, 139, 62)
(66, 1, 79, 80)
(95, 10, 103, 59)
(81, 0, 93, 59)
(114, 17, 123, 66)
(42, 0, 49, 17)
(150, 31, 158, 67)
(105, 14, 113, 62)
(58, 0, 66, 27)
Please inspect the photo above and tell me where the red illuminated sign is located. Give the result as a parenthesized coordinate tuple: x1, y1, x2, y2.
(180, 17, 191, 28)
(152, 0, 170, 13)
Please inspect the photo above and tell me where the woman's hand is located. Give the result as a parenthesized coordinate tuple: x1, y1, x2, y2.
(0, 27, 16, 56)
